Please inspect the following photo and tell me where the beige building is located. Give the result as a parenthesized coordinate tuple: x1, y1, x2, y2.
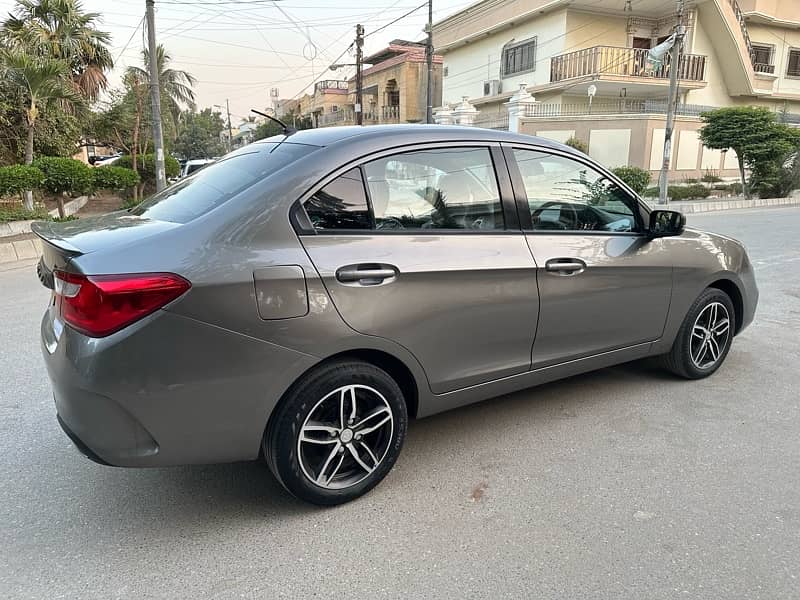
(434, 0, 800, 179)
(319, 40, 444, 127)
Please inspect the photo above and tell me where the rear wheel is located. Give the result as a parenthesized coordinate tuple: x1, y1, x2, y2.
(660, 288, 735, 379)
(265, 360, 407, 505)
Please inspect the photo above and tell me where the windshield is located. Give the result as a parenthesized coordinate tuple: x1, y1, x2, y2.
(130, 142, 318, 223)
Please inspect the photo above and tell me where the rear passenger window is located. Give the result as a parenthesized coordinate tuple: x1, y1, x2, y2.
(304, 168, 371, 231)
(363, 147, 504, 231)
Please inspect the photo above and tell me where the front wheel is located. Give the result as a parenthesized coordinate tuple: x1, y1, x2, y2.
(265, 360, 407, 505)
(660, 288, 736, 379)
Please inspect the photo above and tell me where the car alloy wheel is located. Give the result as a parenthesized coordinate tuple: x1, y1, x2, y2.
(297, 384, 394, 490)
(689, 301, 731, 370)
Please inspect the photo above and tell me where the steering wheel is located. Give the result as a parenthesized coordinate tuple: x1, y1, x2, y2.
(531, 201, 579, 230)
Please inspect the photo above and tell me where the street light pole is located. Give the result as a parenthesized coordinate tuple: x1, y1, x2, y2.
(658, 0, 686, 205)
(425, 0, 434, 124)
(226, 99, 233, 151)
(145, 0, 166, 192)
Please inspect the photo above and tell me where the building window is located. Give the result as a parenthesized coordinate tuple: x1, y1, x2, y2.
(787, 49, 800, 77)
(751, 44, 775, 73)
(502, 37, 536, 77)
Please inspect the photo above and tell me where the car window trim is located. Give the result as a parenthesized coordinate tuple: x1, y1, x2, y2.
(501, 142, 648, 235)
(293, 141, 522, 236)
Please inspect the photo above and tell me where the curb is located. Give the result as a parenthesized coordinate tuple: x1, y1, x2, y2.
(0, 196, 88, 239)
(647, 196, 800, 214)
(0, 237, 43, 265)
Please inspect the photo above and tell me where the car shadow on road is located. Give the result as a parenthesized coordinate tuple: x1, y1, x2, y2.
(77, 359, 680, 529)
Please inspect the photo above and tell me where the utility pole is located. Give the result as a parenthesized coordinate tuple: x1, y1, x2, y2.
(226, 99, 233, 150)
(658, 0, 686, 205)
(145, 0, 166, 192)
(425, 0, 434, 123)
(355, 24, 364, 126)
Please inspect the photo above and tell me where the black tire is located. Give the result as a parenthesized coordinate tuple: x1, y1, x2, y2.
(264, 360, 407, 506)
(659, 287, 736, 379)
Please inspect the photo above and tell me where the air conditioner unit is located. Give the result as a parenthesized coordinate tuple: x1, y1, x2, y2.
(483, 80, 502, 96)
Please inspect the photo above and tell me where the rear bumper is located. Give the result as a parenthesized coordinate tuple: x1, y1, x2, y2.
(56, 414, 113, 466)
(41, 308, 317, 467)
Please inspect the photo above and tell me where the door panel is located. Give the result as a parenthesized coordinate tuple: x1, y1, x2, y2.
(302, 234, 538, 393)
(505, 145, 673, 367)
(525, 234, 672, 367)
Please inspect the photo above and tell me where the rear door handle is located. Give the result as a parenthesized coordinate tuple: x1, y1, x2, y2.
(545, 258, 586, 275)
(336, 264, 398, 285)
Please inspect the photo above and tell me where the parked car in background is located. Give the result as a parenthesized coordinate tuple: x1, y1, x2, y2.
(181, 158, 215, 178)
(93, 154, 122, 167)
(33, 125, 757, 506)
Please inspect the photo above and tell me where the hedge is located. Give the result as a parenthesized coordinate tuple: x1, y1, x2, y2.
(643, 184, 711, 200)
(93, 165, 140, 191)
(612, 166, 651, 195)
(0, 165, 45, 197)
(116, 154, 180, 182)
(32, 157, 94, 196)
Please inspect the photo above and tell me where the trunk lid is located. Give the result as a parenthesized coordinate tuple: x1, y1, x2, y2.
(32, 212, 181, 288)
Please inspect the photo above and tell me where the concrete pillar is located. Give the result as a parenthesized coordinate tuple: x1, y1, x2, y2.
(505, 83, 536, 133)
(452, 96, 478, 126)
(433, 106, 454, 125)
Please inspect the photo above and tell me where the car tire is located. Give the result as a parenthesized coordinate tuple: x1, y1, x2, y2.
(264, 359, 408, 506)
(659, 287, 736, 379)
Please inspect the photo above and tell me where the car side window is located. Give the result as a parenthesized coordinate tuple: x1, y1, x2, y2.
(304, 167, 371, 231)
(362, 147, 504, 231)
(513, 149, 639, 233)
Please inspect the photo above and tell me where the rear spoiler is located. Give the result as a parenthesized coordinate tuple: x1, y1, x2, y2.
(30, 221, 83, 254)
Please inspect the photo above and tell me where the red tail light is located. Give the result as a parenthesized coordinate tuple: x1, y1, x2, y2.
(53, 271, 191, 337)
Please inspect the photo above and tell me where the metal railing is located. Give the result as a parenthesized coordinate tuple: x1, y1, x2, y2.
(727, 0, 756, 69)
(474, 112, 509, 130)
(549, 46, 707, 83)
(753, 62, 776, 74)
(525, 99, 718, 118)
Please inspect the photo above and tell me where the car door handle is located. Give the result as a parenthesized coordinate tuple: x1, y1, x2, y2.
(336, 265, 398, 285)
(545, 258, 586, 275)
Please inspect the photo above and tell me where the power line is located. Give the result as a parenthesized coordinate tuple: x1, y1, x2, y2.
(365, 1, 427, 38)
(113, 15, 145, 63)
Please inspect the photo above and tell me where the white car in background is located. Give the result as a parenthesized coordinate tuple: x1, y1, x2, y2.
(181, 158, 215, 178)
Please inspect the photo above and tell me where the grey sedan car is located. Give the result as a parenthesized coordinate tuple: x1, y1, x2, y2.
(34, 125, 758, 505)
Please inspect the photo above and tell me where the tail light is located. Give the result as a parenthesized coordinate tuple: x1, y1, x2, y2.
(53, 271, 191, 337)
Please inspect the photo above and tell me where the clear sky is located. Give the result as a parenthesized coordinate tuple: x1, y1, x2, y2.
(0, 0, 476, 124)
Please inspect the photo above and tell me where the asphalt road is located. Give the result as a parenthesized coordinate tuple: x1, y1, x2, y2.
(1, 207, 798, 599)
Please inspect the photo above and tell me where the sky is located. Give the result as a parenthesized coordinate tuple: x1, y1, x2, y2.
(0, 0, 477, 124)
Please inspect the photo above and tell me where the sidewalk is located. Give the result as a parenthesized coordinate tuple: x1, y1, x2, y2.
(648, 195, 800, 214)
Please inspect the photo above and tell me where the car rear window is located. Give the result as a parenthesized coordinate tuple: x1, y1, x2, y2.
(129, 142, 318, 224)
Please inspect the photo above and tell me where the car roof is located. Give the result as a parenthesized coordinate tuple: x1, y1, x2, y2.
(253, 124, 570, 151)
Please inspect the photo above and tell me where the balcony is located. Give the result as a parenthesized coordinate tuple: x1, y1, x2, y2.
(752, 62, 775, 75)
(549, 46, 707, 85)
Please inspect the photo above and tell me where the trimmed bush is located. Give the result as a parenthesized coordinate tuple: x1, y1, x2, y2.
(116, 154, 180, 183)
(684, 183, 711, 199)
(612, 166, 651, 195)
(0, 205, 50, 223)
(93, 165, 140, 191)
(643, 185, 710, 200)
(32, 157, 94, 197)
(0, 165, 45, 197)
(564, 136, 588, 153)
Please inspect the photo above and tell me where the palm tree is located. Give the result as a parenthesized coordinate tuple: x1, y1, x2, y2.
(2, 0, 113, 102)
(1, 49, 82, 209)
(127, 45, 196, 125)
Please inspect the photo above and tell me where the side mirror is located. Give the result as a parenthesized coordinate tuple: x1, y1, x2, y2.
(648, 209, 685, 238)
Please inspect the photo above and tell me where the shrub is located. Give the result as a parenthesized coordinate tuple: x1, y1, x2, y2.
(116, 154, 180, 183)
(684, 183, 711, 199)
(0, 205, 50, 223)
(0, 165, 45, 197)
(93, 166, 140, 191)
(612, 166, 651, 195)
(32, 157, 94, 196)
(702, 170, 722, 183)
(564, 136, 588, 154)
(643, 186, 659, 198)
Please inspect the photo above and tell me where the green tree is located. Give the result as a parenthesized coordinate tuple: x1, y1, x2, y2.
(1, 49, 82, 208)
(564, 136, 588, 154)
(127, 44, 196, 130)
(253, 109, 312, 141)
(612, 166, 651, 195)
(173, 108, 226, 159)
(699, 106, 797, 199)
(2, 0, 113, 102)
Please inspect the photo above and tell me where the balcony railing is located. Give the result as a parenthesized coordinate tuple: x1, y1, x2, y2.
(550, 46, 707, 83)
(318, 106, 400, 127)
(382, 105, 400, 122)
(753, 62, 775, 74)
